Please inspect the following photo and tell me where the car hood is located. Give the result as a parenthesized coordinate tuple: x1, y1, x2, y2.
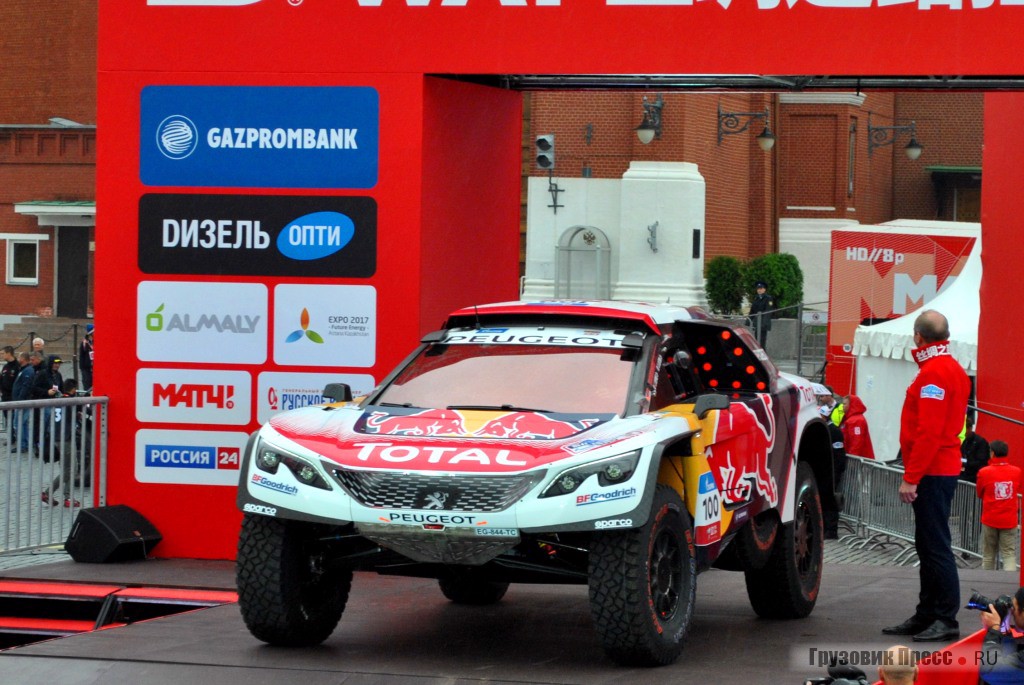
(266, 405, 657, 473)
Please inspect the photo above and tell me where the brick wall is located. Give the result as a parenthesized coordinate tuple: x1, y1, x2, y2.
(0, 129, 95, 316)
(893, 93, 984, 220)
(0, 0, 98, 125)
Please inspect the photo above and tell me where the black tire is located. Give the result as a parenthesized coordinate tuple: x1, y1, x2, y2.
(236, 514, 351, 646)
(438, 570, 509, 605)
(588, 485, 697, 667)
(744, 462, 823, 619)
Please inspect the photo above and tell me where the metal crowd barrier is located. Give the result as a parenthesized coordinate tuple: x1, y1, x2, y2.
(838, 455, 1013, 566)
(0, 396, 108, 555)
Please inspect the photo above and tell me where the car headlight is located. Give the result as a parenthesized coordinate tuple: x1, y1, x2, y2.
(255, 444, 332, 491)
(540, 450, 642, 498)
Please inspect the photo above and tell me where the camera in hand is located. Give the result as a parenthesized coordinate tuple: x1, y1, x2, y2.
(804, 661, 869, 685)
(966, 590, 1014, 621)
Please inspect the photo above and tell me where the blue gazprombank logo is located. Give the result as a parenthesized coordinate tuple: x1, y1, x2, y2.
(141, 86, 379, 189)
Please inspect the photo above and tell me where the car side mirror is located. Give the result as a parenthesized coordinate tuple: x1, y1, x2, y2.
(693, 393, 730, 419)
(323, 383, 353, 403)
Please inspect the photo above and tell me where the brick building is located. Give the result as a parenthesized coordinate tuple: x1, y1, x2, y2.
(0, 1, 97, 321)
(526, 90, 983, 268)
(0, 0, 981, 322)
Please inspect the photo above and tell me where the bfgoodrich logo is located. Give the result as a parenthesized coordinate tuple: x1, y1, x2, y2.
(156, 116, 198, 159)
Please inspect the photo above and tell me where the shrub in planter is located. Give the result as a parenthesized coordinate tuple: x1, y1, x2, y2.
(704, 255, 745, 314)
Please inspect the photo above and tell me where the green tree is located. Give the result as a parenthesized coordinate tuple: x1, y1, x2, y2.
(704, 255, 745, 314)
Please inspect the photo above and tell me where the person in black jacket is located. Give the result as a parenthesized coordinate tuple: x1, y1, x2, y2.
(815, 384, 848, 539)
(28, 353, 60, 457)
(0, 346, 18, 402)
(961, 416, 990, 483)
(748, 281, 775, 348)
(40, 378, 81, 508)
(0, 346, 19, 439)
(11, 352, 33, 452)
(78, 324, 93, 392)
(978, 587, 1024, 684)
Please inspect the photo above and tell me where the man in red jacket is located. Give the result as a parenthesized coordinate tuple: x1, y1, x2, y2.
(976, 440, 1021, 572)
(882, 309, 971, 643)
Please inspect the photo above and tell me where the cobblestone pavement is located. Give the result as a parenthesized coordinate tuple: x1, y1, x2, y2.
(0, 431, 93, 568)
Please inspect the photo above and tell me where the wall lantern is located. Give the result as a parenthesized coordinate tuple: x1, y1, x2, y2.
(867, 114, 924, 160)
(717, 103, 775, 151)
(635, 94, 664, 144)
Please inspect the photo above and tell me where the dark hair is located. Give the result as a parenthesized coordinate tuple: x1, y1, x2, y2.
(913, 309, 950, 343)
(991, 440, 1009, 457)
(1015, 586, 1024, 609)
(62, 378, 78, 393)
(2, 346, 13, 355)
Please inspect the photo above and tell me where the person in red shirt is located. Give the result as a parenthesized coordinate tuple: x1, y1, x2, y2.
(840, 394, 876, 459)
(976, 440, 1021, 572)
(883, 309, 971, 643)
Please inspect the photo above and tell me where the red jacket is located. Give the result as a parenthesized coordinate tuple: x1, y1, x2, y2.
(976, 460, 1022, 529)
(899, 341, 971, 485)
(841, 394, 875, 459)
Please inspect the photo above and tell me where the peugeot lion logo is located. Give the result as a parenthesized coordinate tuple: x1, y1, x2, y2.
(156, 115, 198, 160)
(423, 491, 448, 510)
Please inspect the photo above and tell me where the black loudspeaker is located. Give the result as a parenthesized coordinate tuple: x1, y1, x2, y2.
(65, 505, 162, 563)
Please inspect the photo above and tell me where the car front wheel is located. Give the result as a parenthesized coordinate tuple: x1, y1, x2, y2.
(588, 484, 697, 667)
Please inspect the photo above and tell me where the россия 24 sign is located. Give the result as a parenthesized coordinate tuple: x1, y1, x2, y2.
(140, 86, 378, 189)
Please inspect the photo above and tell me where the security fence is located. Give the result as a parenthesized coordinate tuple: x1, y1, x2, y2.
(0, 395, 108, 554)
(838, 455, 1009, 566)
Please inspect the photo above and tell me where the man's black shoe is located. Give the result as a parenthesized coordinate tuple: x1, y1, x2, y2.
(882, 617, 930, 635)
(912, 621, 960, 642)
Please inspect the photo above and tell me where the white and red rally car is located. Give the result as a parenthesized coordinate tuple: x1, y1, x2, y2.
(236, 300, 837, 666)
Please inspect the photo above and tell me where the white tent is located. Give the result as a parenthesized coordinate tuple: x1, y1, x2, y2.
(850, 237, 981, 462)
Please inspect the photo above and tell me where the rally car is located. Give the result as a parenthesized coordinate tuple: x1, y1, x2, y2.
(235, 300, 837, 666)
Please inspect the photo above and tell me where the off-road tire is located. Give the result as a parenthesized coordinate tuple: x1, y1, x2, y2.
(438, 570, 510, 605)
(744, 462, 823, 619)
(236, 514, 351, 646)
(588, 484, 697, 667)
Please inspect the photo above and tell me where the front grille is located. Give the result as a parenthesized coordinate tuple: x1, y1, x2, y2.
(332, 469, 543, 512)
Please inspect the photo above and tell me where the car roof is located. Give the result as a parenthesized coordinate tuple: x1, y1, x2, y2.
(446, 300, 705, 335)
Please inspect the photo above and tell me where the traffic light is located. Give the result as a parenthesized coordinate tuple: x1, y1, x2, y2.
(535, 134, 555, 169)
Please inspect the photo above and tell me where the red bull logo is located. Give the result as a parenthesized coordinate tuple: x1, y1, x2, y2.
(476, 412, 599, 439)
(706, 397, 779, 507)
(361, 408, 602, 440)
(364, 409, 467, 437)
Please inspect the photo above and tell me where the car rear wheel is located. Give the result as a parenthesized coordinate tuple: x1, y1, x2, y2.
(743, 462, 823, 618)
(588, 484, 696, 667)
(236, 514, 351, 646)
(438, 569, 509, 605)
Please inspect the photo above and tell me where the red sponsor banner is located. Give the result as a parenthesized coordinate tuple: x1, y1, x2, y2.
(826, 230, 975, 395)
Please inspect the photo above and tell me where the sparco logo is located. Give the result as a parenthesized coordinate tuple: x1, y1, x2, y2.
(153, 383, 235, 409)
(243, 503, 277, 516)
(156, 116, 198, 159)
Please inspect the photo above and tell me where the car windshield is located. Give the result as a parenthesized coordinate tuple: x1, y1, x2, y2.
(374, 343, 635, 415)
